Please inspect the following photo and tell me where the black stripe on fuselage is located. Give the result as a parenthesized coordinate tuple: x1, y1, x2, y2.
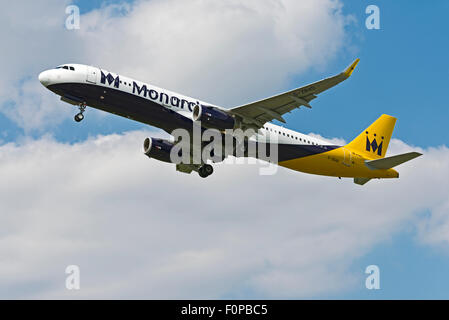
(246, 140, 340, 162)
(276, 143, 340, 162)
(47, 82, 340, 162)
(48, 82, 194, 133)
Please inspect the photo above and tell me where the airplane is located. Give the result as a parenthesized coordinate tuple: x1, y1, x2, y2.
(38, 59, 422, 185)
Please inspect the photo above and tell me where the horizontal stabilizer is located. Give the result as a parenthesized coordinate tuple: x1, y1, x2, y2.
(365, 152, 422, 170)
(354, 177, 371, 185)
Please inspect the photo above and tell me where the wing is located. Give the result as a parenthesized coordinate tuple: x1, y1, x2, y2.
(228, 59, 360, 130)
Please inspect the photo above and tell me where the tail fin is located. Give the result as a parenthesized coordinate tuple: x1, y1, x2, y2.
(346, 114, 396, 160)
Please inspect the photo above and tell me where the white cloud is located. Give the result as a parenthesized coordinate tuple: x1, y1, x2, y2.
(1, 79, 72, 131)
(0, 0, 353, 131)
(0, 0, 82, 132)
(2, 0, 447, 300)
(0, 131, 446, 299)
(308, 132, 346, 146)
(79, 0, 352, 105)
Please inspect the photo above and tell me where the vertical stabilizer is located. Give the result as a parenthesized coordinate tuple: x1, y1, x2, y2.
(346, 114, 396, 160)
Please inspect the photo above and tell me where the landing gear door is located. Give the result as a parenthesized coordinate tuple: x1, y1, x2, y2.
(86, 66, 97, 84)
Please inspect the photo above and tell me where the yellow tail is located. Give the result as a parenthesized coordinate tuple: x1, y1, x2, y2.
(346, 114, 396, 160)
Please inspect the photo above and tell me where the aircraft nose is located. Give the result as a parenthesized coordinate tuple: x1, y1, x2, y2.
(38, 70, 51, 87)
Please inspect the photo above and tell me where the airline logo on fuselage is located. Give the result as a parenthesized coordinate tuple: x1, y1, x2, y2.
(132, 82, 198, 111)
(366, 133, 383, 156)
(99, 70, 200, 111)
(100, 71, 119, 88)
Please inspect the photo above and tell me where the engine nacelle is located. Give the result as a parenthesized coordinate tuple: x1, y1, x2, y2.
(143, 137, 175, 163)
(192, 104, 235, 130)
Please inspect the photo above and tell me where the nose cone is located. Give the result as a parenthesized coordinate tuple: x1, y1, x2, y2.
(38, 70, 51, 87)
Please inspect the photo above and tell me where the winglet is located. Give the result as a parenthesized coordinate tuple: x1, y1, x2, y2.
(343, 58, 360, 77)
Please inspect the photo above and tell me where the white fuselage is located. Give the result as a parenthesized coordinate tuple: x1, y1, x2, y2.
(39, 63, 334, 148)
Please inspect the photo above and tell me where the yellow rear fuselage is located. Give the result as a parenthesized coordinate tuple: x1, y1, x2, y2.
(279, 146, 399, 179)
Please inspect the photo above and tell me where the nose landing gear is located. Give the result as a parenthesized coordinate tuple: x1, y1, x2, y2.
(74, 113, 84, 122)
(74, 103, 86, 122)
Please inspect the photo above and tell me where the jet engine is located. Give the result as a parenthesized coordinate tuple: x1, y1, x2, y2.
(192, 104, 235, 130)
(143, 137, 175, 163)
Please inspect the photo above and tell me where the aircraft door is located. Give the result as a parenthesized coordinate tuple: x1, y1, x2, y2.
(86, 66, 97, 84)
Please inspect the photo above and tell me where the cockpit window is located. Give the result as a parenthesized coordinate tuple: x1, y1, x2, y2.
(55, 65, 75, 71)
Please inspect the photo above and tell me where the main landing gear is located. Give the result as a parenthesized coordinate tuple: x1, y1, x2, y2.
(198, 164, 213, 178)
(74, 103, 86, 122)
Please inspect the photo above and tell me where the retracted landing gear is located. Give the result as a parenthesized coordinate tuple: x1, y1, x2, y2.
(74, 102, 86, 122)
(198, 164, 213, 178)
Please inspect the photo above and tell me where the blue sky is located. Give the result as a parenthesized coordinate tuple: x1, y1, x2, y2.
(344, 229, 449, 299)
(298, 2, 449, 299)
(0, 0, 448, 299)
(288, 0, 449, 148)
(317, 1, 449, 298)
